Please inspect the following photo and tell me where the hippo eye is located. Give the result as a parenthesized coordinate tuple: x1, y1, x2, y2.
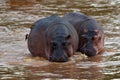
(98, 37, 101, 41)
(92, 37, 95, 40)
(81, 35, 87, 41)
(51, 42, 57, 49)
(82, 37, 87, 42)
(92, 36, 97, 41)
(62, 42, 70, 49)
(62, 42, 66, 48)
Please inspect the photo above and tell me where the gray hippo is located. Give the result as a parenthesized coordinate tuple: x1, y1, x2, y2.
(63, 12, 104, 57)
(27, 15, 79, 62)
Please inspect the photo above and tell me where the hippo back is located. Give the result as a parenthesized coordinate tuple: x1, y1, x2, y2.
(63, 12, 104, 34)
(28, 15, 79, 59)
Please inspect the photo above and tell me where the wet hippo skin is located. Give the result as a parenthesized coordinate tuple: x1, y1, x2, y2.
(63, 12, 104, 57)
(27, 15, 79, 62)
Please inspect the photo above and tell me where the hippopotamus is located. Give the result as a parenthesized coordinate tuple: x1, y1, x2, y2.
(63, 12, 104, 57)
(27, 15, 79, 62)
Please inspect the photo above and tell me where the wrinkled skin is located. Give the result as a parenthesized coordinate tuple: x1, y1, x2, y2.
(28, 15, 78, 62)
(63, 12, 104, 57)
(49, 35, 73, 62)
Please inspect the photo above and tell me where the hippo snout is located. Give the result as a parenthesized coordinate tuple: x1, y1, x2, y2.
(80, 48, 96, 57)
(49, 53, 68, 62)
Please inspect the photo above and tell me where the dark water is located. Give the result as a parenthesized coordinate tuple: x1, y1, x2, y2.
(0, 0, 120, 79)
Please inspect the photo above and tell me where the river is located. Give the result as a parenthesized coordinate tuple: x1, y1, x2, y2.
(0, 0, 120, 79)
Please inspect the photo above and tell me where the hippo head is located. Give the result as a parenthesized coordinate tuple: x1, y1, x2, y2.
(49, 35, 73, 62)
(79, 30, 103, 57)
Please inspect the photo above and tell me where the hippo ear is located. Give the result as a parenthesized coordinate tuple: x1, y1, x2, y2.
(95, 30, 99, 34)
(95, 30, 101, 37)
(66, 35, 71, 40)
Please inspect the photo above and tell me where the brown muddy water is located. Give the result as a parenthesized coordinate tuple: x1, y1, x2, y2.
(0, 0, 120, 80)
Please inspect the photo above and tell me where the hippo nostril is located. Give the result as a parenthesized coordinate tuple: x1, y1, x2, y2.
(60, 55, 68, 62)
(85, 49, 96, 57)
(79, 48, 85, 54)
(49, 54, 68, 62)
(49, 56, 54, 62)
(57, 57, 68, 62)
(49, 56, 58, 62)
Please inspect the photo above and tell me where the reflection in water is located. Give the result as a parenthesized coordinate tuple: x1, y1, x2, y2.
(0, 0, 120, 79)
